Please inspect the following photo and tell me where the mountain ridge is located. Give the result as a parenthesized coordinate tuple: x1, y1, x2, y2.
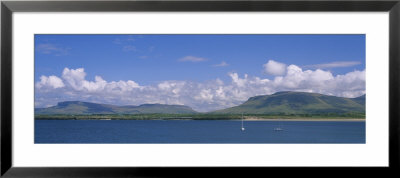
(35, 92, 366, 115)
(35, 101, 198, 115)
(212, 91, 365, 115)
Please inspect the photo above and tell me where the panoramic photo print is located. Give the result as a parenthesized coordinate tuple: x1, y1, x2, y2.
(34, 34, 366, 143)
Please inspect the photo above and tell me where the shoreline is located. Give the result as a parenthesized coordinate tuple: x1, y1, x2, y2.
(241, 117, 365, 122)
(35, 117, 366, 121)
(243, 118, 366, 122)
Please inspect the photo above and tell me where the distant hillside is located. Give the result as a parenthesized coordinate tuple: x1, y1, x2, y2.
(212, 91, 365, 115)
(350, 94, 365, 105)
(35, 101, 197, 115)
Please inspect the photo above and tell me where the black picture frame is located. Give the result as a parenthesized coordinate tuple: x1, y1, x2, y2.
(1, 0, 399, 177)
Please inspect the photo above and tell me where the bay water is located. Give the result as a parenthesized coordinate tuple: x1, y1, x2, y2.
(35, 120, 365, 143)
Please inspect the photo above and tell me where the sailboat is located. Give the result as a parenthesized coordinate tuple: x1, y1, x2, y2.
(241, 113, 245, 131)
(274, 119, 283, 131)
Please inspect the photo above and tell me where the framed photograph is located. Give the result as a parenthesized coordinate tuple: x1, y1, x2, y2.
(1, 0, 399, 177)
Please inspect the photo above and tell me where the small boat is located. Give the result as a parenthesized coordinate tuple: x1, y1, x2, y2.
(274, 120, 284, 131)
(241, 113, 245, 131)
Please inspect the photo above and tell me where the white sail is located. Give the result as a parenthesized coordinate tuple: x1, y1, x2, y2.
(274, 119, 283, 131)
(241, 113, 245, 131)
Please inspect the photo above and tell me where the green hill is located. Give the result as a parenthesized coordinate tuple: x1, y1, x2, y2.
(350, 94, 366, 105)
(35, 101, 197, 115)
(212, 91, 365, 115)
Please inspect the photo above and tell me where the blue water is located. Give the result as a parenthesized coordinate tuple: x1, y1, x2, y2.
(35, 120, 365, 144)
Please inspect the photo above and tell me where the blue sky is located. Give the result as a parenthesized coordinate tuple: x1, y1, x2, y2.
(35, 34, 366, 111)
(35, 34, 365, 84)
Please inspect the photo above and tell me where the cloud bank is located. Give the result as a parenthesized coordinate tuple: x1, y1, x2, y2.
(35, 60, 365, 112)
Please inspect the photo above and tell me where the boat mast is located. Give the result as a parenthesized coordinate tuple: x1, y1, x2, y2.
(241, 113, 244, 128)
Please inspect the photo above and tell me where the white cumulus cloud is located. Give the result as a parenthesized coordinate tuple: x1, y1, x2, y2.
(36, 75, 65, 89)
(263, 60, 287, 76)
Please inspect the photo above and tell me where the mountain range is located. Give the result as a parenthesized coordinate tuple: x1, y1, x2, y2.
(35, 91, 365, 115)
(35, 101, 197, 115)
(212, 91, 365, 115)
